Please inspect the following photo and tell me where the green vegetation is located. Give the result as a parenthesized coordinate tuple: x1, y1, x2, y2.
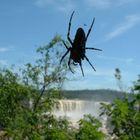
(100, 69, 140, 139)
(0, 36, 140, 139)
(0, 35, 71, 139)
(76, 114, 106, 140)
(61, 89, 126, 101)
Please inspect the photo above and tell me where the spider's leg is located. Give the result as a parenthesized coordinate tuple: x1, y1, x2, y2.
(68, 58, 74, 73)
(62, 40, 69, 50)
(86, 47, 102, 51)
(84, 55, 96, 71)
(60, 49, 70, 64)
(79, 62, 84, 76)
(85, 18, 95, 41)
(67, 11, 75, 45)
(60, 41, 71, 64)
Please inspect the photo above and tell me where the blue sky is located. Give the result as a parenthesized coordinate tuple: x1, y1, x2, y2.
(0, 0, 140, 90)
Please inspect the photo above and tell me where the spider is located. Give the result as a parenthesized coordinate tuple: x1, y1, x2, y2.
(60, 11, 102, 76)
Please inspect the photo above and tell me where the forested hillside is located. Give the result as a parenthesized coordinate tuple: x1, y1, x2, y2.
(61, 89, 127, 101)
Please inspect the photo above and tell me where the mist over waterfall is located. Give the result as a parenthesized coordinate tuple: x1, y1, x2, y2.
(52, 90, 125, 130)
(53, 90, 124, 121)
(53, 99, 108, 126)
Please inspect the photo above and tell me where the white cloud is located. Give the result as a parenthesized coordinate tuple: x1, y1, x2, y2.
(63, 67, 116, 90)
(98, 55, 135, 64)
(106, 15, 140, 40)
(63, 78, 112, 90)
(34, 0, 76, 12)
(0, 60, 8, 65)
(35, 0, 55, 7)
(57, 2, 75, 12)
(85, 68, 114, 77)
(84, 0, 111, 9)
(63, 66, 135, 90)
(117, 0, 139, 6)
(71, 66, 114, 78)
(84, 0, 138, 9)
(34, 0, 139, 12)
(0, 45, 14, 53)
(0, 47, 9, 52)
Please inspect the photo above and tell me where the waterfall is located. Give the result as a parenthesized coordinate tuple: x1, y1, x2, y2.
(53, 99, 107, 124)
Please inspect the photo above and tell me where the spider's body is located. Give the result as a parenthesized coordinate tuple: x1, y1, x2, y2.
(60, 11, 102, 76)
(72, 28, 85, 62)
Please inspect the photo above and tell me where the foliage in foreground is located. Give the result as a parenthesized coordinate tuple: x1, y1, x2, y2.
(0, 35, 72, 140)
(100, 71, 140, 140)
(76, 114, 106, 140)
(0, 36, 140, 140)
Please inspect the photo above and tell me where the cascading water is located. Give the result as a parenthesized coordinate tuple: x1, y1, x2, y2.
(53, 99, 108, 130)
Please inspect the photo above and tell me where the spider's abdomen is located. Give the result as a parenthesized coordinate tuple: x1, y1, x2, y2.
(73, 28, 86, 47)
(71, 28, 86, 63)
